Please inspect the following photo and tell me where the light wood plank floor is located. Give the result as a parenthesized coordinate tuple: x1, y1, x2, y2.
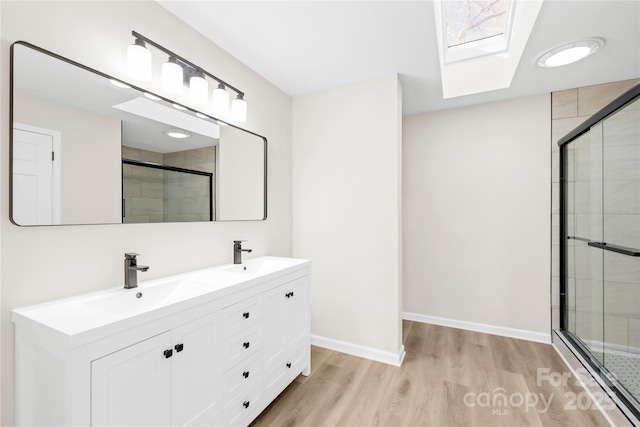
(251, 320, 611, 427)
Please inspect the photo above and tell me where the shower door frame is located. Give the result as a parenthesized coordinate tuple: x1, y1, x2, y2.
(559, 82, 640, 424)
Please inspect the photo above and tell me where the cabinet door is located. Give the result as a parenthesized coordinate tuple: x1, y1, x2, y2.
(263, 277, 308, 368)
(285, 278, 309, 350)
(92, 332, 172, 427)
(171, 313, 220, 427)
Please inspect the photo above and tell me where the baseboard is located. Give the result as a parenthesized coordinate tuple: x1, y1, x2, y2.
(311, 334, 406, 367)
(403, 311, 552, 344)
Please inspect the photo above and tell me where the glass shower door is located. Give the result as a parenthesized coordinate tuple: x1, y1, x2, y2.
(565, 123, 605, 365)
(601, 97, 640, 407)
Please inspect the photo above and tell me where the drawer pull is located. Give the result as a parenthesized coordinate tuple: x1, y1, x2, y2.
(243, 341, 250, 349)
(243, 371, 250, 379)
(243, 312, 250, 319)
(174, 343, 184, 353)
(243, 401, 250, 409)
(164, 349, 173, 359)
(286, 362, 292, 369)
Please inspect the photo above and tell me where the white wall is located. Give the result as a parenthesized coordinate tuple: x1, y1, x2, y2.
(0, 2, 292, 425)
(292, 74, 403, 361)
(14, 92, 122, 224)
(403, 94, 551, 339)
(217, 126, 265, 220)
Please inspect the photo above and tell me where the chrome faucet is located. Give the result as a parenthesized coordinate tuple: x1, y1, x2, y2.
(233, 240, 252, 264)
(124, 253, 149, 289)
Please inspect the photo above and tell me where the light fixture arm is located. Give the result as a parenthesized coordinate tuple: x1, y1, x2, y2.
(131, 30, 244, 98)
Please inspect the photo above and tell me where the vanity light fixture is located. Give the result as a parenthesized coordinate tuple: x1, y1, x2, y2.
(162, 57, 183, 95)
(231, 94, 247, 123)
(126, 31, 247, 122)
(538, 38, 603, 68)
(164, 130, 191, 139)
(212, 83, 230, 116)
(127, 37, 152, 81)
(189, 70, 208, 105)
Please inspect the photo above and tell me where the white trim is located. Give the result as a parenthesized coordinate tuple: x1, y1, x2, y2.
(311, 334, 406, 367)
(13, 123, 62, 224)
(403, 311, 551, 344)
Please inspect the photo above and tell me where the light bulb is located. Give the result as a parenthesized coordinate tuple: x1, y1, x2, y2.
(127, 38, 151, 81)
(162, 57, 183, 95)
(231, 94, 247, 122)
(212, 84, 230, 116)
(189, 71, 208, 105)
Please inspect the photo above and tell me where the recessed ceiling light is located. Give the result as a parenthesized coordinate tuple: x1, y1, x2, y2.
(143, 92, 161, 101)
(110, 79, 131, 89)
(164, 130, 190, 139)
(538, 39, 603, 68)
(173, 103, 187, 111)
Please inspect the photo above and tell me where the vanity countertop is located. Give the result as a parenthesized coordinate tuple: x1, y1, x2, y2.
(11, 256, 310, 347)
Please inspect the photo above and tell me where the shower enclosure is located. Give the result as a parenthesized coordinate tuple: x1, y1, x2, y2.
(560, 83, 640, 422)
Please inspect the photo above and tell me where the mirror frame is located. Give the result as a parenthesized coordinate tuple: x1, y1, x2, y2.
(10, 41, 268, 226)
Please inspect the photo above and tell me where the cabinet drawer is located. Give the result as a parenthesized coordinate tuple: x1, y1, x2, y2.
(223, 324, 262, 371)
(264, 346, 306, 398)
(222, 381, 262, 426)
(222, 295, 262, 339)
(223, 351, 262, 400)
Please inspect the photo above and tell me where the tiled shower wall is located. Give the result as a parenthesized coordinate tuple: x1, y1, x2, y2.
(122, 146, 215, 223)
(551, 78, 640, 341)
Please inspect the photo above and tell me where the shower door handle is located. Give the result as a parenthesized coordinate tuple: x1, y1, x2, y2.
(587, 241, 640, 257)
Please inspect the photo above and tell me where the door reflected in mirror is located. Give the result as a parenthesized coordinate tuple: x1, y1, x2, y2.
(10, 42, 266, 226)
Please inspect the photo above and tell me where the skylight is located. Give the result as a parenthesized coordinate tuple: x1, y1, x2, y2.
(442, 0, 515, 63)
(445, 0, 509, 48)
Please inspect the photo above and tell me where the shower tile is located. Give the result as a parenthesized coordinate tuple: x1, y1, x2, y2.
(604, 314, 629, 350)
(149, 214, 164, 223)
(552, 151, 560, 183)
(131, 197, 163, 215)
(574, 279, 592, 312)
(552, 307, 560, 331)
(578, 79, 640, 117)
(552, 276, 561, 308)
(141, 181, 163, 199)
(132, 166, 163, 183)
(630, 319, 640, 354)
(605, 282, 640, 318)
(164, 151, 185, 167)
(124, 214, 150, 224)
(140, 150, 163, 164)
(552, 89, 578, 120)
(575, 214, 602, 240)
(603, 252, 640, 284)
(604, 214, 640, 249)
(604, 179, 640, 214)
(122, 146, 141, 160)
(603, 144, 640, 180)
(123, 181, 141, 197)
(552, 117, 588, 149)
(603, 110, 640, 148)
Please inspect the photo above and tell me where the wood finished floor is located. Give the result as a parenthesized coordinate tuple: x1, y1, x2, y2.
(250, 320, 611, 427)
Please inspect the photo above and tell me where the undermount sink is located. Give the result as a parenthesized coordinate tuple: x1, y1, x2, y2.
(83, 279, 210, 314)
(223, 257, 297, 275)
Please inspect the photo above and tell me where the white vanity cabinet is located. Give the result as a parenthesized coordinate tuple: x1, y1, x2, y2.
(12, 256, 311, 427)
(91, 313, 221, 427)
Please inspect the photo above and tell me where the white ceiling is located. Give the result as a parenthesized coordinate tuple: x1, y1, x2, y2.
(158, 1, 640, 116)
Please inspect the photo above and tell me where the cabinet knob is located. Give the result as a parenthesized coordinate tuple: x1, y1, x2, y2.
(243, 371, 250, 379)
(243, 312, 250, 319)
(243, 401, 250, 409)
(243, 341, 250, 349)
(286, 362, 292, 369)
(164, 349, 173, 359)
(174, 343, 184, 353)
